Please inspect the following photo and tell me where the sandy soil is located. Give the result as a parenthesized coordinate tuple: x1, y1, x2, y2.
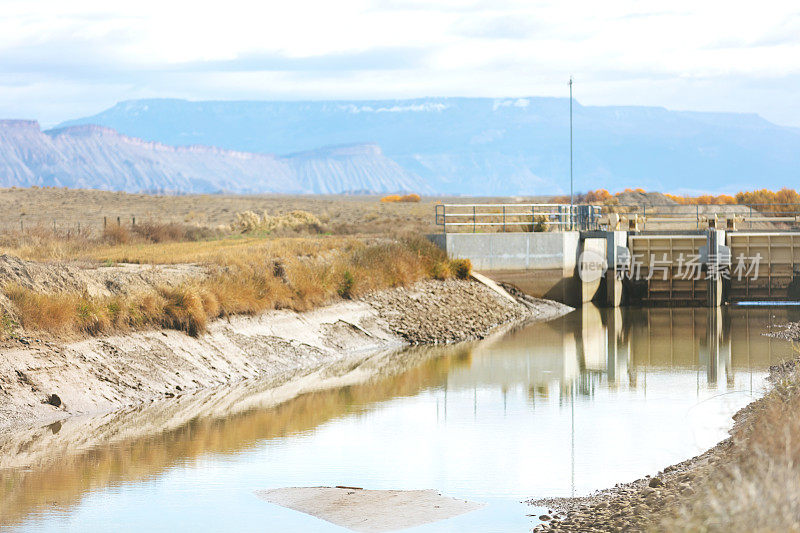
(256, 487, 484, 532)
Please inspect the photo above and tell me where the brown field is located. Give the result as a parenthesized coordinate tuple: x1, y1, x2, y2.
(0, 187, 552, 236)
(0, 187, 437, 235)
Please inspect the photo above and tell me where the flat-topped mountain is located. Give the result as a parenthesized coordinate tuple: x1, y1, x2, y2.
(59, 97, 800, 195)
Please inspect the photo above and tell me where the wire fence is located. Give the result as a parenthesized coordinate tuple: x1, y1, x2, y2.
(0, 215, 153, 240)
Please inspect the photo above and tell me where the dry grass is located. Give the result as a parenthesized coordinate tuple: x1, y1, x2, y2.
(0, 188, 452, 237)
(657, 363, 800, 532)
(2, 236, 466, 337)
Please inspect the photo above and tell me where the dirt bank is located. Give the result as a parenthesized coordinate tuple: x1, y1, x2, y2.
(0, 278, 570, 435)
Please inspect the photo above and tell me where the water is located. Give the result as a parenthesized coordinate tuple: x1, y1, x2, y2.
(2, 306, 798, 532)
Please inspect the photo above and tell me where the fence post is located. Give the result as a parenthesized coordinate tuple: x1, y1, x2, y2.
(104, 216, 107, 229)
(117, 216, 121, 227)
(443, 204, 447, 234)
(473, 206, 476, 233)
(531, 205, 535, 232)
(53, 219, 56, 232)
(502, 206, 506, 233)
(132, 215, 136, 226)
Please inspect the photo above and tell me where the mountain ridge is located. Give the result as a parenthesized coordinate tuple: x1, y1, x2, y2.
(59, 97, 800, 195)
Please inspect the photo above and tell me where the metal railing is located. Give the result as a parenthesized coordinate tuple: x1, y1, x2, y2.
(435, 203, 603, 233)
(606, 203, 800, 231)
(435, 203, 800, 233)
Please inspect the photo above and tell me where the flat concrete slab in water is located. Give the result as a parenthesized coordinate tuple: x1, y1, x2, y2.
(255, 486, 485, 532)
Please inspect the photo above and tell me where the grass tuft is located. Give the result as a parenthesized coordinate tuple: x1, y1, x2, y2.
(450, 258, 472, 280)
(159, 286, 207, 336)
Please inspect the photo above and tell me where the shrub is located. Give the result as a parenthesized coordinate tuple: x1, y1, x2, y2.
(231, 210, 262, 232)
(338, 270, 355, 299)
(76, 298, 111, 335)
(6, 284, 79, 334)
(231, 210, 323, 234)
(380, 194, 421, 203)
(450, 258, 472, 279)
(130, 221, 218, 243)
(430, 261, 451, 280)
(159, 285, 207, 336)
(1, 235, 461, 338)
(103, 224, 131, 244)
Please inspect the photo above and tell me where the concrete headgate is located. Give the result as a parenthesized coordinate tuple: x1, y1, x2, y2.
(430, 204, 800, 307)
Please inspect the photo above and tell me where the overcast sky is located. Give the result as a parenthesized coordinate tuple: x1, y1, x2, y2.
(2, 0, 800, 127)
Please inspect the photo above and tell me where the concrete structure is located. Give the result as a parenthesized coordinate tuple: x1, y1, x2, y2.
(429, 232, 594, 306)
(431, 228, 800, 307)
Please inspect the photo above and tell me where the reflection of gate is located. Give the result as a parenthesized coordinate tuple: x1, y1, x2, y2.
(627, 234, 707, 305)
(727, 233, 800, 301)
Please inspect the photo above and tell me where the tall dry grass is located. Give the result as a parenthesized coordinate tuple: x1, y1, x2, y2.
(2, 236, 468, 338)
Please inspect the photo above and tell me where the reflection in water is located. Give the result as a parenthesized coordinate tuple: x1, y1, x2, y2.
(456, 306, 792, 398)
(2, 306, 798, 532)
(0, 345, 472, 528)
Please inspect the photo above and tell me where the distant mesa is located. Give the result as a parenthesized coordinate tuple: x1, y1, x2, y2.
(0, 121, 427, 195)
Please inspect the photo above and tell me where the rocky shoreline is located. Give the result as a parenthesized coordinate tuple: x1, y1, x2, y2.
(366, 279, 568, 345)
(529, 442, 724, 532)
(0, 278, 570, 435)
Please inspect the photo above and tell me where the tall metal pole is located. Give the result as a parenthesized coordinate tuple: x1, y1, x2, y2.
(569, 76, 574, 229)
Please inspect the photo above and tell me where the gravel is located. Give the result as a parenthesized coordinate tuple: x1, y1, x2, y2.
(528, 440, 729, 532)
(764, 321, 800, 342)
(365, 279, 571, 345)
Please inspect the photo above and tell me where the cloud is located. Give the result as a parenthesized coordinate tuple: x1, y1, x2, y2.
(2, 0, 800, 129)
(452, 16, 545, 40)
(177, 47, 431, 73)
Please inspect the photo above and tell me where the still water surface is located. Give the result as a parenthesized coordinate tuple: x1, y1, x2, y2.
(2, 306, 797, 532)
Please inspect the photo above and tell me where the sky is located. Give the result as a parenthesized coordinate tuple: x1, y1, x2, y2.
(2, 0, 800, 128)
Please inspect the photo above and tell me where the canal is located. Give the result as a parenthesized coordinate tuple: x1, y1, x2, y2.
(1, 306, 796, 532)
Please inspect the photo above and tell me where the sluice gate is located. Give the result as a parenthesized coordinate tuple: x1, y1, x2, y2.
(626, 234, 709, 306)
(727, 233, 800, 301)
